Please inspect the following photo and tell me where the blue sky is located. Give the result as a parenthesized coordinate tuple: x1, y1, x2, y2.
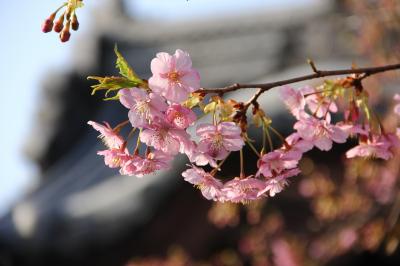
(0, 0, 315, 215)
(0, 0, 101, 215)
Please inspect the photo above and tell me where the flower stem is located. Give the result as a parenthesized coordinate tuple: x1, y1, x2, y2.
(264, 125, 274, 152)
(114, 120, 130, 131)
(268, 126, 288, 147)
(133, 128, 142, 153)
(240, 149, 244, 178)
(262, 122, 266, 151)
(211, 153, 231, 175)
(127, 127, 137, 140)
(245, 139, 261, 157)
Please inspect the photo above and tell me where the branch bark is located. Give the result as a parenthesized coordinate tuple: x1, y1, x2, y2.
(198, 62, 400, 107)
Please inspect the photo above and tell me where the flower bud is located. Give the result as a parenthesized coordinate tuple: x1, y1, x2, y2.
(71, 14, 79, 31)
(60, 21, 71, 42)
(41, 13, 56, 33)
(41, 18, 54, 33)
(53, 13, 65, 33)
(60, 30, 71, 42)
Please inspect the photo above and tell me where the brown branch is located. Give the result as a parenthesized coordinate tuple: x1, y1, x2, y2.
(198, 62, 400, 107)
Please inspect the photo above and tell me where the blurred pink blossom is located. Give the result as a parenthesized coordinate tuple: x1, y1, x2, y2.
(294, 114, 348, 151)
(303, 85, 338, 118)
(271, 238, 300, 266)
(285, 133, 313, 153)
(346, 134, 396, 160)
(279, 85, 306, 119)
(394, 93, 400, 116)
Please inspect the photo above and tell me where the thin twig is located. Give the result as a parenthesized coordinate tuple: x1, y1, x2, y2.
(198, 63, 400, 98)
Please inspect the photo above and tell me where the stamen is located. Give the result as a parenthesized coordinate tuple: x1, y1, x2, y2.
(168, 71, 180, 82)
(134, 101, 150, 120)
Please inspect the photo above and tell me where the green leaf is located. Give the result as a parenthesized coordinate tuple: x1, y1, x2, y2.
(114, 45, 142, 83)
(87, 76, 140, 99)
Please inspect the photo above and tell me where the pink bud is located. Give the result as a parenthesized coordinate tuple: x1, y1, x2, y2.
(59, 20, 71, 42)
(60, 30, 71, 42)
(41, 18, 54, 33)
(71, 14, 79, 31)
(53, 14, 65, 33)
(41, 12, 56, 33)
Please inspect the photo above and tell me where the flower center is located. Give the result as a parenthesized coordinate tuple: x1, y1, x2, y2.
(142, 161, 156, 174)
(315, 123, 328, 137)
(168, 71, 180, 82)
(173, 113, 186, 128)
(269, 160, 281, 172)
(210, 133, 224, 151)
(135, 101, 150, 119)
(112, 157, 122, 167)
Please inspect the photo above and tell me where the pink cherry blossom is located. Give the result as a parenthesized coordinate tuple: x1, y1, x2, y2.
(303, 85, 338, 118)
(181, 166, 223, 200)
(261, 179, 287, 197)
(119, 155, 140, 176)
(279, 85, 306, 119)
(346, 133, 398, 160)
(187, 146, 218, 168)
(394, 93, 400, 116)
(131, 151, 173, 177)
(257, 168, 301, 197)
(97, 149, 130, 169)
(219, 177, 265, 203)
(196, 122, 244, 160)
(140, 121, 193, 155)
(294, 115, 348, 151)
(88, 121, 125, 149)
(119, 88, 167, 127)
(285, 133, 314, 153)
(336, 122, 368, 137)
(149, 49, 200, 103)
(256, 150, 302, 178)
(165, 103, 197, 129)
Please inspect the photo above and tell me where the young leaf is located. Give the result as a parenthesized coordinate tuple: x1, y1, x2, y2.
(114, 45, 142, 83)
(88, 76, 140, 97)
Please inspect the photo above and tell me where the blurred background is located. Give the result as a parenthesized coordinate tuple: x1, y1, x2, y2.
(1, 0, 400, 265)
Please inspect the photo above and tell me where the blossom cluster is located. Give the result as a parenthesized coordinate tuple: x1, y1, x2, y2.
(89, 49, 400, 203)
(281, 85, 399, 161)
